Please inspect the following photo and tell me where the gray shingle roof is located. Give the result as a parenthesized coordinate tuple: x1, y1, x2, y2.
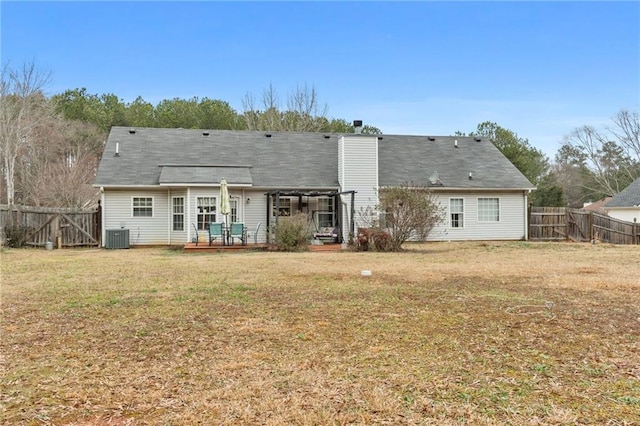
(605, 178, 640, 208)
(94, 127, 535, 190)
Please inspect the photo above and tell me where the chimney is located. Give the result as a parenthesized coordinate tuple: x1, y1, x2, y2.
(353, 120, 363, 134)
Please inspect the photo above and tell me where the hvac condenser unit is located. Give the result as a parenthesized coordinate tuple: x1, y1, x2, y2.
(105, 229, 130, 249)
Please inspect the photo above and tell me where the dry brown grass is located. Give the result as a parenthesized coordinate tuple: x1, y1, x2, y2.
(1, 241, 639, 425)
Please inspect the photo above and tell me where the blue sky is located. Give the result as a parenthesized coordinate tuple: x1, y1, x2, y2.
(2, 1, 639, 158)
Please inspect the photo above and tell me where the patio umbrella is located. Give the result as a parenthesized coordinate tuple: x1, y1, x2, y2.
(219, 178, 231, 227)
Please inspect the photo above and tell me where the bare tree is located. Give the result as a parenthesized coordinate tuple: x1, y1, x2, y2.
(0, 61, 53, 205)
(610, 109, 640, 163)
(357, 184, 445, 251)
(560, 110, 640, 198)
(26, 120, 102, 207)
(242, 83, 328, 132)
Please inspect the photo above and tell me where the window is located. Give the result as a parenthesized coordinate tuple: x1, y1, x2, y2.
(478, 198, 500, 222)
(133, 197, 153, 217)
(450, 198, 464, 228)
(230, 198, 238, 223)
(197, 197, 217, 230)
(317, 197, 335, 228)
(172, 197, 184, 231)
(274, 197, 291, 216)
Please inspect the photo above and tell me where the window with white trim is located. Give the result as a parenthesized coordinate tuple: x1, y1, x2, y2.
(172, 197, 184, 231)
(197, 197, 217, 230)
(317, 197, 335, 227)
(133, 197, 153, 217)
(230, 199, 238, 223)
(478, 198, 500, 222)
(274, 197, 291, 216)
(450, 198, 464, 228)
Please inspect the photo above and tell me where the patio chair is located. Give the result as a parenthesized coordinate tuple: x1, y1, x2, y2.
(208, 222, 224, 246)
(229, 223, 247, 245)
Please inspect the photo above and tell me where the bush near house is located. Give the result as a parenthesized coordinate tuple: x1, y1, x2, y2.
(270, 213, 313, 251)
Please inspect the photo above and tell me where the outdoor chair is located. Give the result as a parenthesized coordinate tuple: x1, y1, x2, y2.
(208, 222, 224, 246)
(229, 223, 247, 245)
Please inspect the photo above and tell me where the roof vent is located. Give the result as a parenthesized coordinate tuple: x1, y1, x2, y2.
(128, 129, 136, 135)
(428, 136, 436, 141)
(454, 139, 458, 148)
(468, 172, 473, 180)
(323, 135, 330, 139)
(202, 132, 210, 136)
(265, 133, 272, 138)
(114, 143, 120, 157)
(475, 137, 482, 142)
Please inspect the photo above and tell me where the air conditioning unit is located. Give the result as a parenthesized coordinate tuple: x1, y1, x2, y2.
(105, 229, 130, 249)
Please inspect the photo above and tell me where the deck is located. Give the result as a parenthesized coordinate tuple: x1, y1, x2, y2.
(183, 242, 344, 253)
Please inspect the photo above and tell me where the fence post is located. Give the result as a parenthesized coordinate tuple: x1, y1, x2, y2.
(527, 202, 532, 241)
(589, 211, 594, 242)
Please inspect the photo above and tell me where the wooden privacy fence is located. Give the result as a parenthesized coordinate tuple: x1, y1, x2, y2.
(0, 204, 101, 248)
(529, 207, 640, 245)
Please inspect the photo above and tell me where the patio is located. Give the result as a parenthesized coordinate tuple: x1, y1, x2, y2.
(182, 242, 344, 253)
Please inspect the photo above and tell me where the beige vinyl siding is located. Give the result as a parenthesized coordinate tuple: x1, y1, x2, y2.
(339, 135, 379, 237)
(428, 192, 528, 241)
(104, 189, 169, 246)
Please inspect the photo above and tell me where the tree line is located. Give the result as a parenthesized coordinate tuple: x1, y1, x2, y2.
(1, 61, 638, 209)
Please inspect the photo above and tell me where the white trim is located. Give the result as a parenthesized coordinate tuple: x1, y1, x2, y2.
(100, 188, 105, 247)
(159, 183, 253, 188)
(477, 197, 500, 223)
(449, 197, 465, 229)
(187, 188, 192, 242)
(171, 195, 186, 232)
(131, 196, 154, 218)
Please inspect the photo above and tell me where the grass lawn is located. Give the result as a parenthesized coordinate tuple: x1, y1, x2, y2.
(1, 241, 639, 425)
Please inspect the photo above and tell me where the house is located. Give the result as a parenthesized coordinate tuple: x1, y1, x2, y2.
(604, 177, 640, 223)
(93, 126, 535, 246)
(582, 197, 612, 215)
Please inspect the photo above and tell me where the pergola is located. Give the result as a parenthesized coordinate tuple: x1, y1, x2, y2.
(265, 189, 357, 244)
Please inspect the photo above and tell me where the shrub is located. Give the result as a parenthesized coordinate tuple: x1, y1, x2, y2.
(270, 213, 312, 252)
(3, 225, 32, 248)
(357, 183, 445, 251)
(356, 227, 391, 252)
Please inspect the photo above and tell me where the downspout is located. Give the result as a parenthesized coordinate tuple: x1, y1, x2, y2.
(168, 188, 171, 245)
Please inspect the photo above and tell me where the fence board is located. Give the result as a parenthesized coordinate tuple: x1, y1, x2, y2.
(0, 204, 100, 247)
(529, 207, 639, 245)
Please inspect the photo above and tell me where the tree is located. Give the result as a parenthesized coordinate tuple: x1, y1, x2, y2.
(464, 122, 552, 206)
(242, 83, 329, 132)
(26, 120, 102, 207)
(358, 184, 445, 251)
(196, 98, 244, 130)
(125, 96, 156, 128)
(470, 122, 549, 186)
(558, 110, 640, 201)
(0, 61, 54, 205)
(52, 88, 126, 133)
